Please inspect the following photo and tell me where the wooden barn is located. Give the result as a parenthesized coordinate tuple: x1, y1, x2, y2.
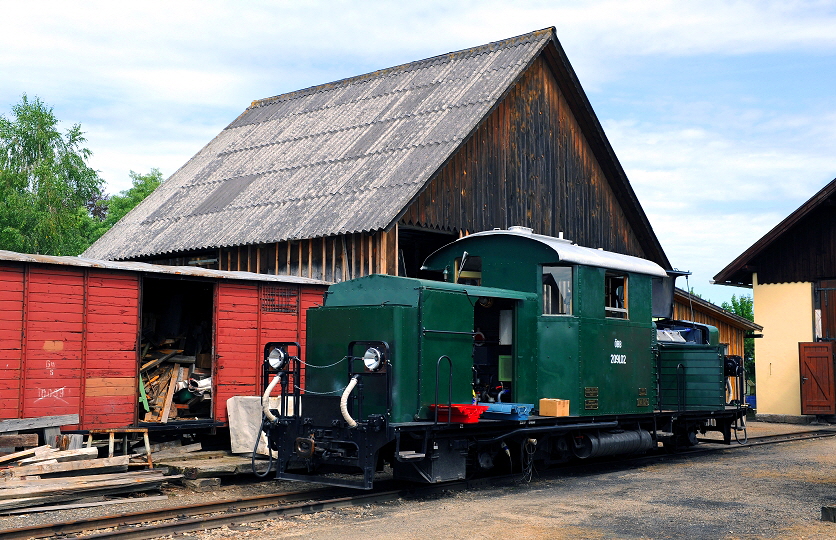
(83, 27, 669, 278)
(715, 177, 836, 418)
(0, 250, 327, 431)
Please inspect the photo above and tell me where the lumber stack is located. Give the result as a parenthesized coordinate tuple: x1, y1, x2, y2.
(0, 445, 175, 513)
(139, 342, 212, 423)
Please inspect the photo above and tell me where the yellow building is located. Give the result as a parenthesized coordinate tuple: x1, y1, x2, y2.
(715, 178, 836, 419)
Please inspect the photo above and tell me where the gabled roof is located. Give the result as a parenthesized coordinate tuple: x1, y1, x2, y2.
(673, 288, 762, 332)
(713, 177, 836, 286)
(84, 27, 667, 268)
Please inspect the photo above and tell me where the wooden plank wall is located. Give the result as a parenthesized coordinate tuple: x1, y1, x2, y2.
(83, 273, 139, 428)
(0, 263, 138, 429)
(673, 299, 747, 357)
(0, 265, 24, 420)
(213, 282, 325, 423)
(400, 56, 647, 259)
(217, 227, 399, 282)
(753, 205, 836, 284)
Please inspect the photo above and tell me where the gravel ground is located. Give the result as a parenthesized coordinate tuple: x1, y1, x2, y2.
(2, 421, 835, 539)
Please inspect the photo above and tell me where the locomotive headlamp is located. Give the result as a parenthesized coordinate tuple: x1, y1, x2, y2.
(267, 347, 288, 370)
(362, 347, 384, 371)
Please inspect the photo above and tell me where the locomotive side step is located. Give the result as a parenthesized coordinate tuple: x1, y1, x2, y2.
(398, 451, 426, 461)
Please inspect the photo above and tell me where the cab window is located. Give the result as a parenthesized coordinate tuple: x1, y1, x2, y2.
(542, 266, 572, 315)
(605, 272, 628, 319)
(454, 254, 482, 285)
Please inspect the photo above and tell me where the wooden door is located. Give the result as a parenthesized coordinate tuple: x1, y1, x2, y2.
(799, 342, 835, 414)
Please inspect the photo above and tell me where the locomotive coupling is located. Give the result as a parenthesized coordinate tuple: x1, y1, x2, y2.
(295, 436, 316, 458)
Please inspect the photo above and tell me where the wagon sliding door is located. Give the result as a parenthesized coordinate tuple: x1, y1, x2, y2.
(213, 283, 305, 424)
(799, 342, 835, 415)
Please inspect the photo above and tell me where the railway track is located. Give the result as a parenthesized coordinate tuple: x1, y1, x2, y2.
(3, 428, 835, 540)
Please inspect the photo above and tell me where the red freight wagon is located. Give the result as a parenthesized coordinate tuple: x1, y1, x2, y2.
(0, 250, 327, 431)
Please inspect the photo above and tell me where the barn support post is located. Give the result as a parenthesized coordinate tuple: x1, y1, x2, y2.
(394, 224, 399, 276)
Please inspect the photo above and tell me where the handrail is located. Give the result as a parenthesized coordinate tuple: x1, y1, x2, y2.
(422, 327, 479, 337)
(434, 355, 453, 425)
(675, 363, 686, 412)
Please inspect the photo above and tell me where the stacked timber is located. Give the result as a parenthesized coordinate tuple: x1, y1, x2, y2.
(140, 345, 212, 422)
(0, 445, 175, 513)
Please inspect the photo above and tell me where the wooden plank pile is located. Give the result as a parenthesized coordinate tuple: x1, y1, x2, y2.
(0, 445, 175, 514)
(139, 344, 212, 423)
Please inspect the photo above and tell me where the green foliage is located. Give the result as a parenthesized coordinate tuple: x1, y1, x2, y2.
(86, 169, 163, 243)
(721, 294, 756, 384)
(0, 94, 103, 255)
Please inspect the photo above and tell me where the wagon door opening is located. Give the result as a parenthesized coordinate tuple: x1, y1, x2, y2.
(139, 277, 215, 425)
(473, 297, 517, 403)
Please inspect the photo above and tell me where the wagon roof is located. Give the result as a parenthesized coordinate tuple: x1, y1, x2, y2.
(0, 249, 329, 285)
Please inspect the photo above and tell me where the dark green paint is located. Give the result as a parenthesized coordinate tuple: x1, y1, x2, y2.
(305, 233, 724, 422)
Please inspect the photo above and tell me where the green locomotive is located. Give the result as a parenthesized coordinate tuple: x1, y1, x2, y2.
(261, 227, 746, 488)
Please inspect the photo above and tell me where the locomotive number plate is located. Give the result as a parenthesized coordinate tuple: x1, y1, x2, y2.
(584, 387, 599, 398)
(637, 398, 650, 407)
(584, 399, 599, 410)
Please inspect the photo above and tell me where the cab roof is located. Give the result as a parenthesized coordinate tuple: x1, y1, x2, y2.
(424, 227, 669, 278)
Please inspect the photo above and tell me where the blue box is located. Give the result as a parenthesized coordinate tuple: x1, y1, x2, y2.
(481, 403, 534, 420)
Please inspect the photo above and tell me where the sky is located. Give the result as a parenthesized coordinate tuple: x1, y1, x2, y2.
(1, 0, 835, 304)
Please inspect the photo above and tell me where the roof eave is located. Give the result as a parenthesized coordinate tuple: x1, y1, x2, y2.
(714, 177, 836, 285)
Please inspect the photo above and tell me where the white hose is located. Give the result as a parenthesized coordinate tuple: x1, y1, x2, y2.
(262, 374, 282, 423)
(340, 375, 360, 428)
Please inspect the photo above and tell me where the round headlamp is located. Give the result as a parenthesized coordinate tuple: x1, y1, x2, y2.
(267, 347, 287, 370)
(362, 347, 384, 371)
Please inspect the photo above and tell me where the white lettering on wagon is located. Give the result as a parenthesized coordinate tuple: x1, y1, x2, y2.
(34, 387, 69, 405)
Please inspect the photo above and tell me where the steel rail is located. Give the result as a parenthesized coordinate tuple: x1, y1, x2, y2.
(0, 487, 351, 540)
(75, 489, 409, 540)
(3, 429, 835, 539)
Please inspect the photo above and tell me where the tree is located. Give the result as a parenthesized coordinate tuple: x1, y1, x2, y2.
(0, 94, 103, 255)
(85, 169, 163, 243)
(721, 294, 755, 386)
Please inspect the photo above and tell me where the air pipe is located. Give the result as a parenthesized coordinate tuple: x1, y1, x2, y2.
(262, 373, 282, 424)
(340, 375, 360, 428)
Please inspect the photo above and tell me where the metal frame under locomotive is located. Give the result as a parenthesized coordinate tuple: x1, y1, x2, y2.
(262, 348, 746, 489)
(259, 228, 748, 489)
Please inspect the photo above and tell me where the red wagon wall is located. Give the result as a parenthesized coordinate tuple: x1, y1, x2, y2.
(0, 264, 138, 429)
(0, 258, 326, 430)
(214, 283, 322, 423)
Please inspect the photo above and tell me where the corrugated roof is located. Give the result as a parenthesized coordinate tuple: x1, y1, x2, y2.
(0, 250, 329, 285)
(84, 29, 554, 261)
